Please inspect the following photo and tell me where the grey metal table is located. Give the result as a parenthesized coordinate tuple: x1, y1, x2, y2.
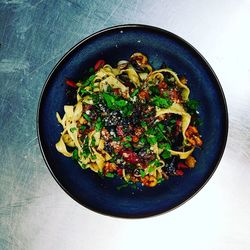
(1, 1, 250, 249)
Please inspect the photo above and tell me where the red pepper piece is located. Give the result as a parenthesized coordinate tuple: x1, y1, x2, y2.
(65, 79, 77, 88)
(94, 59, 105, 72)
(117, 168, 123, 176)
(177, 162, 188, 169)
(176, 169, 184, 176)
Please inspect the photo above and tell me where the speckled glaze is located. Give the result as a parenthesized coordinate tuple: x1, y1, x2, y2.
(37, 24, 228, 218)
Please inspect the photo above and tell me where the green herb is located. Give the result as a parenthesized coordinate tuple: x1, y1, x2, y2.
(70, 127, 77, 133)
(91, 93, 100, 104)
(149, 159, 161, 167)
(82, 74, 96, 87)
(89, 67, 95, 74)
(157, 177, 165, 184)
(80, 88, 91, 96)
(186, 99, 199, 110)
(83, 113, 91, 122)
(131, 88, 139, 97)
(95, 117, 103, 132)
(147, 127, 156, 135)
(72, 149, 79, 161)
(81, 163, 87, 169)
(116, 100, 127, 107)
(149, 86, 160, 96)
(107, 85, 113, 92)
(91, 154, 97, 160)
(141, 121, 147, 128)
(161, 149, 171, 159)
(139, 137, 146, 144)
(157, 123, 165, 131)
(102, 93, 116, 109)
(121, 141, 132, 148)
(112, 137, 121, 142)
(81, 138, 90, 158)
(106, 172, 115, 178)
(152, 96, 172, 109)
(91, 137, 96, 146)
(125, 136, 132, 141)
(159, 142, 171, 149)
(80, 125, 86, 132)
(147, 136, 157, 145)
(139, 169, 146, 178)
(148, 165, 155, 173)
(122, 102, 133, 117)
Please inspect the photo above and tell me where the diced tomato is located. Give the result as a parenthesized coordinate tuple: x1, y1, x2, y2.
(158, 81, 168, 89)
(132, 135, 139, 143)
(119, 150, 141, 164)
(138, 90, 149, 100)
(94, 59, 105, 72)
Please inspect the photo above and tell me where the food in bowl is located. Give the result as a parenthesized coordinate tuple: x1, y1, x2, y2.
(55, 52, 203, 188)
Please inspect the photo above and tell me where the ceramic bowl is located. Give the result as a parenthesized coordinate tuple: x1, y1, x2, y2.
(37, 24, 228, 218)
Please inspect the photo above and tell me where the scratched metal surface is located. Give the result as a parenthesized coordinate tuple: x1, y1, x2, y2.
(0, 0, 250, 249)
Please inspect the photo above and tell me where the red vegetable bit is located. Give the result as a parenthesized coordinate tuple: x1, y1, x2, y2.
(113, 88, 121, 95)
(117, 168, 123, 176)
(138, 90, 149, 100)
(158, 81, 168, 89)
(176, 169, 184, 176)
(65, 79, 77, 88)
(120, 150, 141, 164)
(116, 126, 124, 137)
(177, 162, 188, 169)
(94, 59, 105, 72)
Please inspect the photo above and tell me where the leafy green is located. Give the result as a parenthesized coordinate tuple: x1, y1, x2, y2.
(81, 138, 90, 158)
(121, 141, 132, 148)
(82, 74, 96, 87)
(186, 99, 199, 110)
(139, 169, 146, 178)
(148, 165, 155, 173)
(106, 172, 115, 178)
(147, 136, 157, 145)
(91, 137, 96, 146)
(152, 96, 172, 108)
(80, 125, 86, 132)
(149, 159, 161, 167)
(140, 121, 147, 128)
(149, 86, 160, 96)
(116, 100, 127, 107)
(125, 136, 132, 141)
(95, 117, 103, 132)
(102, 93, 116, 109)
(161, 149, 171, 159)
(83, 113, 91, 122)
(70, 127, 77, 133)
(72, 149, 79, 161)
(131, 88, 139, 97)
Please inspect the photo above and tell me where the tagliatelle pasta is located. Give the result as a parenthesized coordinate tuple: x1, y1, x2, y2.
(56, 52, 203, 188)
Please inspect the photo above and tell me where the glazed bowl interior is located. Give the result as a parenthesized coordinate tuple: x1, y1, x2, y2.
(37, 25, 228, 218)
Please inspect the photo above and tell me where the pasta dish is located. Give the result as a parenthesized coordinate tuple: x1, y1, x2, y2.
(56, 53, 202, 188)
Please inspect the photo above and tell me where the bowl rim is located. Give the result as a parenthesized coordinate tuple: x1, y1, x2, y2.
(36, 24, 228, 218)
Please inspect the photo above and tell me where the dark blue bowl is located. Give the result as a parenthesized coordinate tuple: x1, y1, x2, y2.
(37, 24, 228, 218)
